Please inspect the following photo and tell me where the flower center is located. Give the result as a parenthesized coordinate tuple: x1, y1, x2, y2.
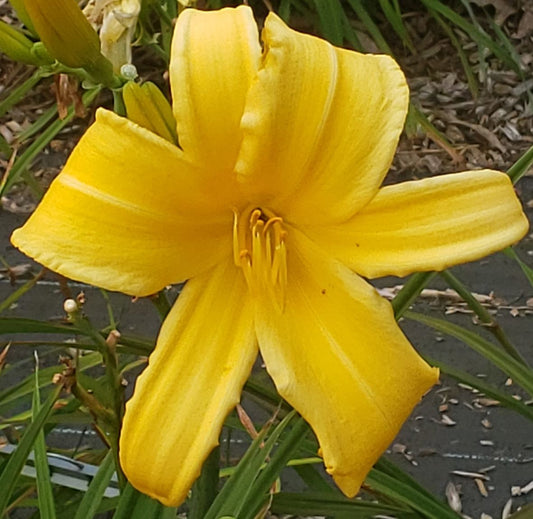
(233, 206, 288, 309)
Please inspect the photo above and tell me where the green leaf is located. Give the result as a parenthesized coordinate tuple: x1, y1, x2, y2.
(270, 491, 412, 516)
(0, 87, 100, 197)
(205, 411, 297, 519)
(366, 466, 461, 518)
(428, 8, 478, 97)
(377, 0, 415, 53)
(189, 446, 220, 519)
(419, 0, 520, 74)
(0, 132, 10, 157)
(73, 450, 115, 519)
(504, 247, 533, 289)
(0, 317, 154, 355)
(391, 271, 436, 319)
(0, 269, 44, 314)
(242, 416, 309, 519)
(346, 0, 392, 54)
(405, 311, 533, 397)
(0, 383, 62, 515)
(114, 483, 176, 519)
(440, 269, 528, 365)
(0, 352, 101, 415)
(508, 144, 533, 184)
(0, 70, 42, 118)
(312, 0, 344, 45)
(426, 356, 533, 422)
(0, 317, 75, 335)
(374, 456, 451, 508)
(32, 353, 57, 519)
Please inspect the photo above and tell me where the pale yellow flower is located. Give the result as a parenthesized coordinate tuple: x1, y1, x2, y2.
(11, 6, 528, 507)
(84, 0, 141, 72)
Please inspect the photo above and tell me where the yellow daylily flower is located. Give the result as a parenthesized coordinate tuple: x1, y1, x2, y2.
(11, 6, 528, 507)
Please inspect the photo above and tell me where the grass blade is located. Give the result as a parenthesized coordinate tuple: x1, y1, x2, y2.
(73, 450, 115, 519)
(346, 0, 392, 53)
(366, 466, 461, 518)
(378, 0, 415, 53)
(0, 87, 101, 197)
(504, 247, 533, 289)
(0, 70, 42, 118)
(188, 446, 220, 519)
(507, 143, 533, 184)
(391, 271, 436, 319)
(404, 310, 533, 397)
(0, 269, 44, 314)
(425, 356, 533, 422)
(420, 0, 520, 73)
(242, 416, 308, 519)
(439, 270, 528, 365)
(270, 491, 412, 516)
(312, 0, 344, 45)
(428, 8, 478, 97)
(0, 383, 62, 515)
(205, 411, 296, 519)
(114, 483, 176, 519)
(32, 352, 57, 519)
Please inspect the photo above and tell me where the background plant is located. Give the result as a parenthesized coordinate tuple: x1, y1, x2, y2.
(0, 0, 532, 517)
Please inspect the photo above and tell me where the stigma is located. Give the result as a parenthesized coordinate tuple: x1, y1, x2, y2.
(233, 206, 288, 310)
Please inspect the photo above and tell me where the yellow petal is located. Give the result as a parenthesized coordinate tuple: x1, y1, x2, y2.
(303, 170, 529, 279)
(255, 229, 438, 496)
(236, 13, 408, 223)
(170, 6, 261, 183)
(11, 109, 232, 296)
(120, 258, 257, 506)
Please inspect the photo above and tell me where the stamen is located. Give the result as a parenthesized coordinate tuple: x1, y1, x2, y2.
(232, 207, 288, 310)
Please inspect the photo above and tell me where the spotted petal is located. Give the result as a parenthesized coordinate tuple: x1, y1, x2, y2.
(11, 109, 231, 296)
(236, 12, 408, 223)
(302, 170, 529, 279)
(120, 258, 257, 506)
(254, 229, 438, 496)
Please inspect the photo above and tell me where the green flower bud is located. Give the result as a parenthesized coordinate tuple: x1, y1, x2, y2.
(22, 0, 115, 85)
(123, 82, 178, 144)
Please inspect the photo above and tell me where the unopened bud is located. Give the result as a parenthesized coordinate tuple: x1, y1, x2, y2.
(120, 63, 137, 81)
(123, 81, 178, 144)
(63, 298, 78, 314)
(23, 0, 114, 85)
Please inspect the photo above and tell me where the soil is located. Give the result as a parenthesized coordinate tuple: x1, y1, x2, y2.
(1, 1, 533, 518)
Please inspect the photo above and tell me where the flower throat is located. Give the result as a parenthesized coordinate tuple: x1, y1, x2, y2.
(233, 206, 287, 310)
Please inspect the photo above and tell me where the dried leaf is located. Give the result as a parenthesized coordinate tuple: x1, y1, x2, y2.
(446, 481, 462, 513)
(475, 478, 489, 497)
